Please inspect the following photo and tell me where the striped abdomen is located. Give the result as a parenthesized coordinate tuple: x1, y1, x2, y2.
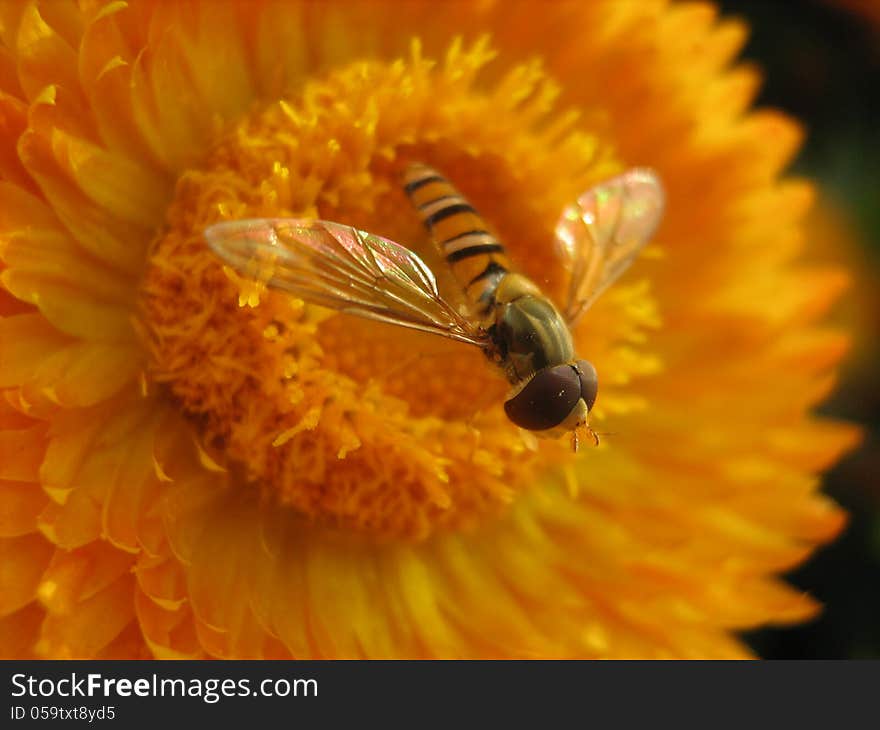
(403, 163, 512, 311)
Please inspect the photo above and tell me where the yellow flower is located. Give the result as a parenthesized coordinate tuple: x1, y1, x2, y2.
(0, 0, 860, 659)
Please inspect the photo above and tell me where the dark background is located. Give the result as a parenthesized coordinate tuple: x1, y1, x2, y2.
(716, 0, 880, 659)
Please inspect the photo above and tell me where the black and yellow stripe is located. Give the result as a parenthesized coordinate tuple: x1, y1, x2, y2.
(404, 163, 511, 309)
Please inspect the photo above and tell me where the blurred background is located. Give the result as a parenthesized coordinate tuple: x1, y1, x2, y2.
(715, 0, 879, 659)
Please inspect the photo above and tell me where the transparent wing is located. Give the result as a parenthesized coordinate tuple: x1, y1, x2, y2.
(554, 168, 665, 326)
(205, 218, 487, 347)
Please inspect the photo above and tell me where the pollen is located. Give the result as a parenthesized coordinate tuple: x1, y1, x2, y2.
(139, 40, 654, 540)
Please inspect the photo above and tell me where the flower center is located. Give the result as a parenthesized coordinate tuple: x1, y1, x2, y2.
(140, 41, 652, 540)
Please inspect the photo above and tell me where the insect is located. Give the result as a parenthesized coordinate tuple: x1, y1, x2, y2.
(205, 163, 664, 452)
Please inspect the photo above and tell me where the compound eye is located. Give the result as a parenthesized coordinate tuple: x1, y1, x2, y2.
(575, 360, 598, 411)
(504, 365, 581, 431)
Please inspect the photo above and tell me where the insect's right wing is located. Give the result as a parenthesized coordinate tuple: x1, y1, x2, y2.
(205, 218, 488, 347)
(555, 168, 665, 327)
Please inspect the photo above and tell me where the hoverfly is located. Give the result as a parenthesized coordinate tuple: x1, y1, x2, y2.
(205, 163, 664, 452)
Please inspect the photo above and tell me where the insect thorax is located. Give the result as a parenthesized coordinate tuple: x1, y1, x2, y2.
(490, 290, 575, 384)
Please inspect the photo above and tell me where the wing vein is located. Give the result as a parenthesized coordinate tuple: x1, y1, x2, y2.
(205, 218, 487, 347)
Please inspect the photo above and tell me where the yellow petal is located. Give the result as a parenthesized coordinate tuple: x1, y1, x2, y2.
(0, 533, 53, 616)
(78, 2, 167, 167)
(166, 1, 253, 122)
(1, 267, 134, 342)
(252, 1, 308, 97)
(38, 497, 100, 551)
(0, 601, 43, 658)
(135, 588, 203, 659)
(0, 424, 46, 482)
(0, 479, 48, 537)
(0, 90, 36, 191)
(38, 540, 133, 615)
(134, 552, 186, 611)
(26, 341, 142, 407)
(13, 2, 82, 104)
(93, 621, 150, 659)
(48, 126, 169, 228)
(0, 313, 69, 388)
(38, 572, 135, 658)
(17, 124, 148, 275)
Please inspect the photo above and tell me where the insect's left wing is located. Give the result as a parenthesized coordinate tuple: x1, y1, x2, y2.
(555, 168, 665, 327)
(205, 218, 487, 346)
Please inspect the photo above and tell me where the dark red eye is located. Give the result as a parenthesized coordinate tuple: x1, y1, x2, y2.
(575, 360, 598, 411)
(504, 365, 581, 431)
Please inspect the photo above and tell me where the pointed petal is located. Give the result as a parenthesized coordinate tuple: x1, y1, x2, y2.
(0, 533, 53, 616)
(0, 479, 48, 537)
